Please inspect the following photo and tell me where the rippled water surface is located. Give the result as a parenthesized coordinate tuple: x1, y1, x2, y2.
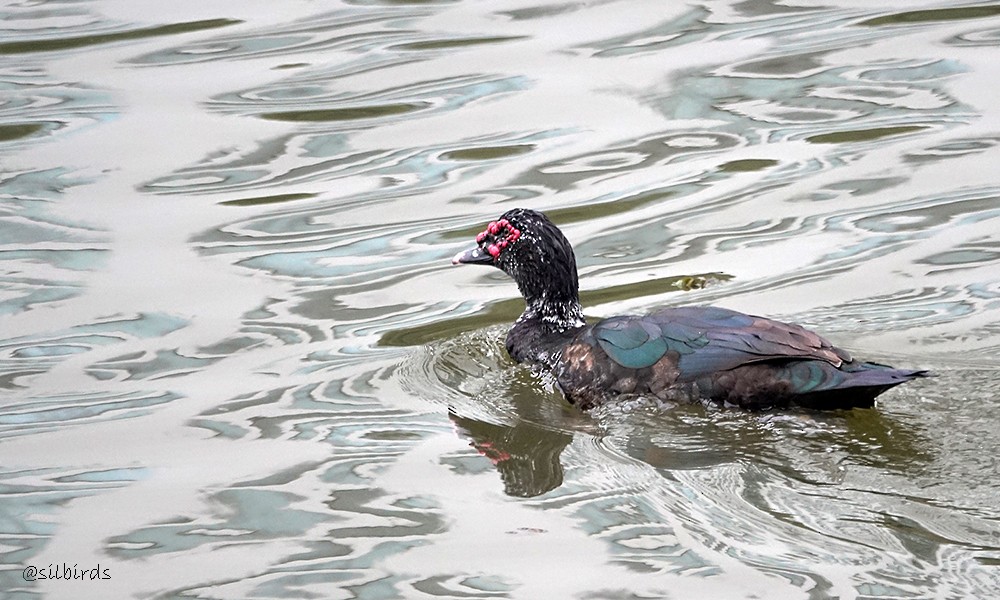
(3, 1, 1000, 598)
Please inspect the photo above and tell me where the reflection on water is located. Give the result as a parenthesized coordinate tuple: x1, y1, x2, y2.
(2, 0, 1000, 598)
(450, 411, 572, 498)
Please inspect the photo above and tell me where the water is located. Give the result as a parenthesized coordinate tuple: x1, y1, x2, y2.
(2, 1, 999, 598)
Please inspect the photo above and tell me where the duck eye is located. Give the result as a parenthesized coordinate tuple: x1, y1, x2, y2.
(475, 219, 521, 259)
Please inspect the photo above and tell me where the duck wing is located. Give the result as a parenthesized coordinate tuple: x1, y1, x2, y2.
(593, 305, 850, 379)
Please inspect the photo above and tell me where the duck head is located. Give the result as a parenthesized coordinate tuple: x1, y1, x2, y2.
(453, 208, 584, 331)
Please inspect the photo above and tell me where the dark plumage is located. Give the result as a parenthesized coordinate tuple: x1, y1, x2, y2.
(453, 209, 929, 410)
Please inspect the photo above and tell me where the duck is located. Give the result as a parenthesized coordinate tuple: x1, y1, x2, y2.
(452, 208, 928, 410)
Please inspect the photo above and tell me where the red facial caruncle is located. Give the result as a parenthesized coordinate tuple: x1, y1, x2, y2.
(475, 218, 521, 259)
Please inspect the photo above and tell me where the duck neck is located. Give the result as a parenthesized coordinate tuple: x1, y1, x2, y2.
(510, 256, 584, 333)
(519, 294, 585, 333)
(506, 295, 585, 366)
(502, 231, 585, 363)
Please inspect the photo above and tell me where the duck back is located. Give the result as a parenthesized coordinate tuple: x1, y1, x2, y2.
(552, 306, 927, 410)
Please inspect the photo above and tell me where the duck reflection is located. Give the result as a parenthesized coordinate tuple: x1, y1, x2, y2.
(449, 397, 932, 498)
(449, 409, 572, 498)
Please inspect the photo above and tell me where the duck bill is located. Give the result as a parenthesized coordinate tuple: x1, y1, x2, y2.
(452, 245, 494, 266)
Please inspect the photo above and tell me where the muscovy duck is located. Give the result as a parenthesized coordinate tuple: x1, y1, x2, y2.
(452, 208, 928, 410)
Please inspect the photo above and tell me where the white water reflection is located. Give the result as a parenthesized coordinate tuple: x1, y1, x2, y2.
(2, 1, 1000, 598)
